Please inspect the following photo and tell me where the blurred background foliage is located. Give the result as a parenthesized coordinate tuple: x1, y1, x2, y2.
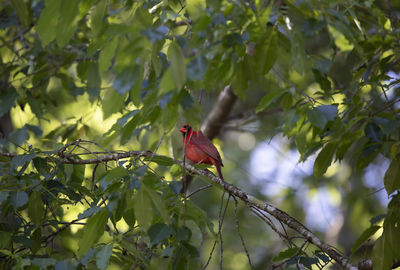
(1, 0, 400, 269)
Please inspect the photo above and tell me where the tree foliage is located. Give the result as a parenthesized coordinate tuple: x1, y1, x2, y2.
(1, 0, 400, 269)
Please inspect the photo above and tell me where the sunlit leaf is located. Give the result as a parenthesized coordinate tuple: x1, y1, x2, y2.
(384, 157, 400, 195)
(56, 0, 80, 47)
(36, 0, 61, 46)
(160, 68, 176, 93)
(78, 208, 109, 257)
(99, 37, 118, 73)
(90, 0, 107, 36)
(102, 90, 125, 119)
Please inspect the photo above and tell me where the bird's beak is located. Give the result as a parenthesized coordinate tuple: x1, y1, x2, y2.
(179, 127, 187, 133)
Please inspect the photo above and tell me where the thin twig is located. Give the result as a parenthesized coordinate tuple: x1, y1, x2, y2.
(233, 197, 252, 269)
(202, 191, 227, 270)
(219, 193, 230, 270)
(187, 184, 213, 198)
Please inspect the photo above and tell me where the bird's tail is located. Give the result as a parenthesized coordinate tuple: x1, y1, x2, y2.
(215, 164, 224, 180)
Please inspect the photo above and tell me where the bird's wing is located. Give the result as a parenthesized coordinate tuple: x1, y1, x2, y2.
(190, 131, 222, 164)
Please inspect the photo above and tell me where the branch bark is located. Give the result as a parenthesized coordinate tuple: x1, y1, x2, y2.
(201, 84, 237, 139)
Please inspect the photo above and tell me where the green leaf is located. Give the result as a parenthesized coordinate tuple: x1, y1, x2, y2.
(105, 167, 128, 183)
(148, 223, 173, 244)
(185, 221, 202, 246)
(78, 208, 109, 257)
(36, 0, 61, 46)
(32, 258, 57, 268)
(123, 207, 136, 227)
(134, 187, 153, 230)
(307, 105, 338, 129)
(312, 69, 331, 92)
(0, 191, 9, 206)
(96, 244, 113, 270)
(102, 89, 125, 119)
(56, 0, 80, 47)
(11, 154, 35, 167)
(272, 247, 299, 262)
(370, 214, 386, 225)
(10, 191, 29, 209)
(231, 60, 248, 99)
(0, 231, 11, 249)
(144, 186, 171, 225)
(255, 90, 284, 113)
(78, 206, 101, 220)
(168, 41, 186, 90)
(384, 157, 400, 195)
(121, 113, 141, 145)
(187, 56, 208, 81)
(11, 0, 30, 26)
(372, 236, 392, 270)
(0, 88, 18, 118)
(90, 0, 107, 36)
(351, 225, 380, 253)
(314, 142, 336, 177)
(99, 37, 118, 73)
(28, 191, 45, 225)
(143, 155, 175, 166)
(9, 127, 29, 146)
(87, 62, 101, 97)
(26, 124, 43, 137)
(55, 260, 78, 269)
(254, 29, 277, 75)
(160, 68, 176, 93)
(30, 227, 42, 254)
(113, 67, 140, 95)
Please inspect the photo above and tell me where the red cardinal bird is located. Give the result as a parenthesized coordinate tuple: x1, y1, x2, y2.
(179, 124, 224, 180)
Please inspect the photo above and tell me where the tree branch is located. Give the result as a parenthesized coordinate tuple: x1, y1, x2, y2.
(1, 149, 357, 269)
(201, 84, 237, 139)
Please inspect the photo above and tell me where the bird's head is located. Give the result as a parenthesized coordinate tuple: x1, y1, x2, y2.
(179, 124, 192, 136)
